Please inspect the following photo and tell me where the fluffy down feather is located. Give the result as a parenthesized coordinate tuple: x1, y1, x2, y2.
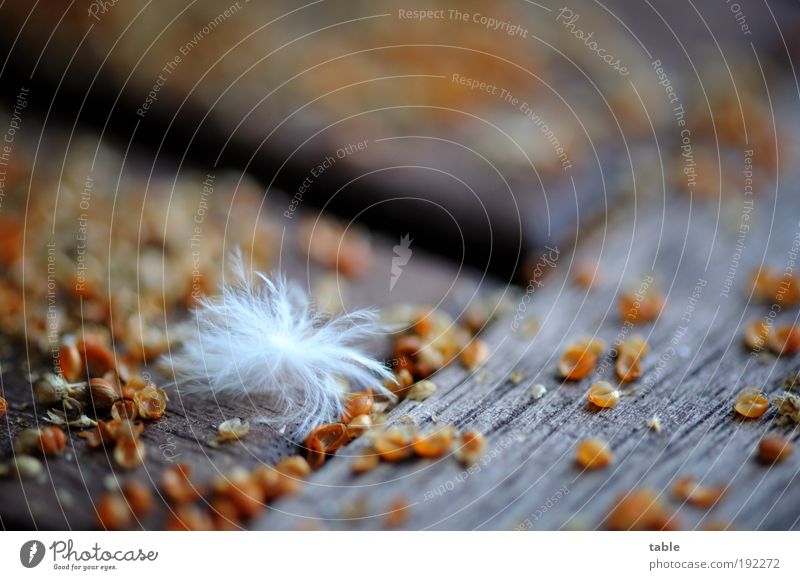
(166, 253, 393, 436)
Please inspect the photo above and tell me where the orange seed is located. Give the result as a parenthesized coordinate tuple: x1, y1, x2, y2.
(588, 381, 620, 409)
(576, 438, 613, 469)
(733, 388, 769, 418)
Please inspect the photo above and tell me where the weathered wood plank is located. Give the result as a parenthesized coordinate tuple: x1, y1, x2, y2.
(2, 160, 799, 531)
(254, 188, 800, 531)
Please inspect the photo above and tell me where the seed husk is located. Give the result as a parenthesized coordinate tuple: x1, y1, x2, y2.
(133, 385, 168, 419)
(407, 380, 437, 401)
(114, 437, 145, 469)
(87, 377, 121, 410)
(346, 414, 372, 438)
(341, 392, 374, 423)
(111, 399, 138, 421)
(773, 393, 800, 422)
(218, 418, 250, 442)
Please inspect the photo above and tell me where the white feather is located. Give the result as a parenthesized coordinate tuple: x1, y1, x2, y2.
(166, 252, 394, 436)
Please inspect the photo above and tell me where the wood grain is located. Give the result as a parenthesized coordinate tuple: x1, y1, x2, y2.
(2, 174, 800, 530)
(255, 188, 800, 531)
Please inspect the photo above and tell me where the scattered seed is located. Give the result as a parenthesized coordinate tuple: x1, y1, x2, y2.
(87, 378, 121, 410)
(385, 497, 411, 528)
(412, 426, 455, 458)
(305, 435, 327, 470)
(210, 496, 241, 531)
(341, 391, 374, 423)
(58, 343, 83, 382)
(769, 325, 800, 355)
(607, 488, 676, 531)
(97, 493, 132, 531)
(751, 267, 800, 305)
(455, 430, 486, 466)
(587, 381, 620, 409)
(573, 337, 607, 357)
(619, 288, 664, 325)
(122, 481, 153, 516)
(346, 414, 372, 438)
(32, 374, 70, 404)
(461, 339, 489, 370)
(619, 335, 649, 358)
(0, 396, 7, 418)
(647, 416, 662, 433)
(673, 476, 725, 508)
(218, 418, 250, 442)
(14, 428, 42, 454)
(351, 450, 380, 474)
(758, 435, 794, 464)
(9, 455, 43, 479)
(559, 347, 597, 381)
(389, 368, 415, 399)
(166, 504, 213, 531)
(162, 464, 202, 504)
(530, 384, 547, 400)
(733, 388, 769, 418)
(373, 427, 414, 462)
(510, 370, 525, 384)
(576, 438, 613, 469)
(37, 426, 67, 455)
(744, 320, 771, 351)
(276, 455, 311, 479)
(107, 419, 144, 441)
(407, 380, 437, 401)
(783, 371, 800, 392)
(573, 261, 601, 289)
(213, 470, 265, 520)
(111, 399, 138, 421)
(615, 351, 642, 383)
(114, 438, 145, 470)
(773, 393, 800, 422)
(251, 466, 281, 500)
(307, 423, 348, 453)
(133, 385, 168, 419)
(77, 338, 116, 378)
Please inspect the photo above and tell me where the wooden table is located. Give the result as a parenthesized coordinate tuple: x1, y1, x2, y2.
(2, 162, 799, 529)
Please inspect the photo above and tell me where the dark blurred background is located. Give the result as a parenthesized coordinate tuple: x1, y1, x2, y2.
(0, 0, 797, 281)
